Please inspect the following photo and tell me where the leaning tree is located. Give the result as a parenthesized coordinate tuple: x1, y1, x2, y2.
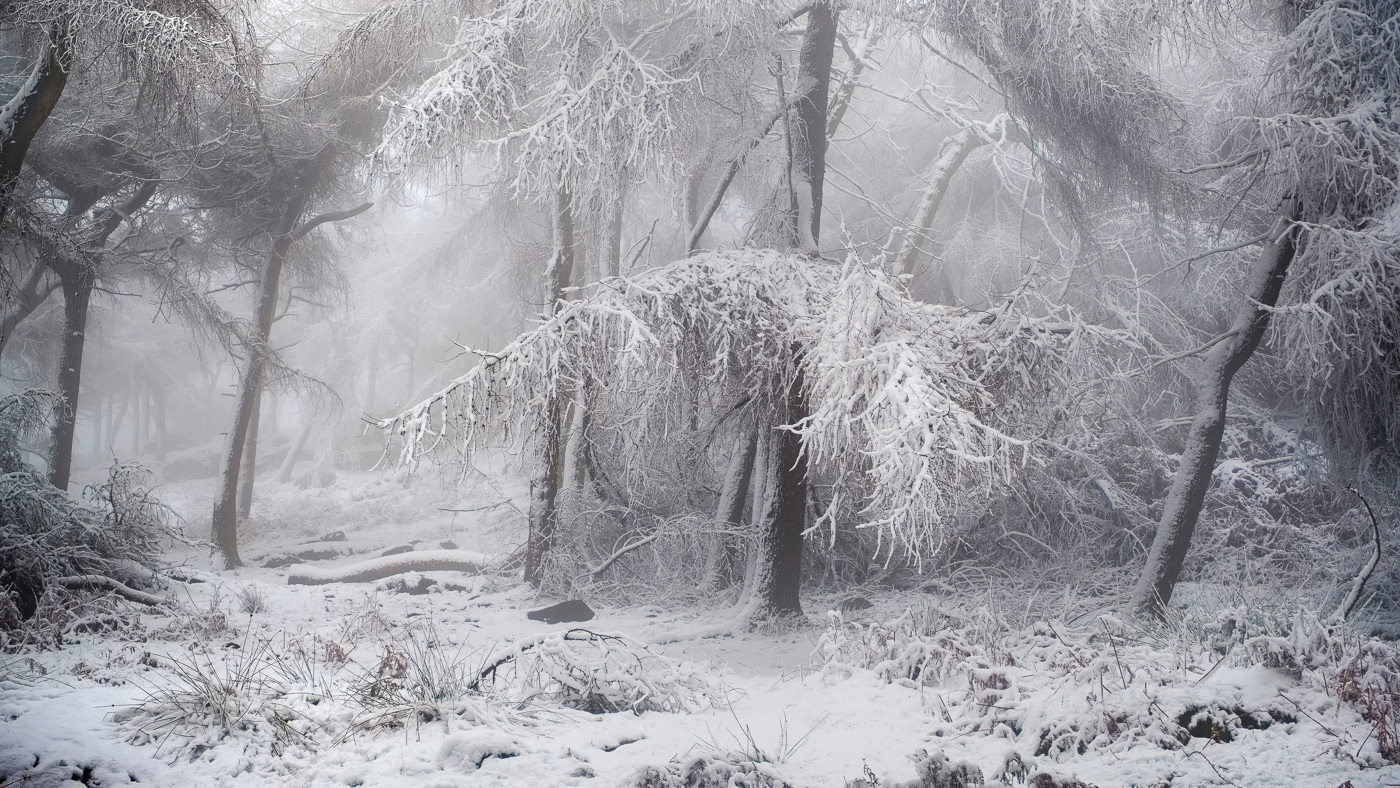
(384, 250, 1109, 622)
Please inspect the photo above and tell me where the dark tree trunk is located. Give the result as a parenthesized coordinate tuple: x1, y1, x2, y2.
(47, 269, 90, 490)
(210, 160, 327, 569)
(237, 389, 261, 521)
(754, 362, 809, 618)
(0, 26, 70, 227)
(789, 1, 838, 251)
(1131, 212, 1299, 618)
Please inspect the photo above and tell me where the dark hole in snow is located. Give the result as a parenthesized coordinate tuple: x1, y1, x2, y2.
(527, 599, 594, 624)
(381, 545, 415, 557)
(318, 530, 347, 542)
(440, 540, 458, 550)
(294, 548, 341, 562)
(1176, 705, 1296, 742)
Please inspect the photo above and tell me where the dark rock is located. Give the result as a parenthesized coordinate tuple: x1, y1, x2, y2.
(382, 544, 415, 557)
(263, 554, 304, 569)
(383, 575, 437, 595)
(527, 599, 595, 624)
(319, 530, 347, 542)
(293, 547, 340, 562)
(439, 540, 458, 550)
(838, 596, 873, 613)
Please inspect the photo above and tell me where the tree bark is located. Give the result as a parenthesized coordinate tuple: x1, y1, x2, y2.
(210, 157, 328, 569)
(276, 416, 314, 483)
(1131, 211, 1299, 618)
(523, 187, 577, 586)
(789, 1, 838, 252)
(44, 179, 158, 487)
(46, 267, 91, 490)
(754, 362, 809, 619)
(0, 26, 70, 227)
(237, 388, 261, 520)
(895, 128, 984, 278)
(700, 428, 758, 593)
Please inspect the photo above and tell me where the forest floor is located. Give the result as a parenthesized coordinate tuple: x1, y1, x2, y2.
(2, 465, 1398, 788)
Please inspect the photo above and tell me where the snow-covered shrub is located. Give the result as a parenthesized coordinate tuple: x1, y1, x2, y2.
(628, 751, 802, 788)
(816, 607, 1006, 688)
(0, 391, 182, 640)
(341, 618, 526, 735)
(116, 635, 314, 759)
(471, 628, 720, 714)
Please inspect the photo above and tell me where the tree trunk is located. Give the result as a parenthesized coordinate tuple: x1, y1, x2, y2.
(1131, 212, 1299, 618)
(753, 365, 809, 619)
(47, 270, 90, 490)
(789, 1, 838, 251)
(210, 160, 326, 569)
(826, 30, 878, 139)
(894, 128, 984, 278)
(153, 386, 167, 461)
(605, 182, 625, 277)
(276, 416, 314, 483)
(237, 388, 261, 521)
(523, 186, 578, 586)
(0, 26, 70, 227)
(701, 428, 758, 594)
(0, 262, 59, 361)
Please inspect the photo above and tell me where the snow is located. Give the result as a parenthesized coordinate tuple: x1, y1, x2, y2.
(5, 470, 1400, 788)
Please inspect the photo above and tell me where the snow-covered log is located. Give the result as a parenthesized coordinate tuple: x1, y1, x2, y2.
(285, 549, 497, 585)
(52, 575, 165, 606)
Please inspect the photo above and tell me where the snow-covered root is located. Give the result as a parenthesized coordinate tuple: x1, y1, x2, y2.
(285, 549, 498, 585)
(53, 575, 166, 606)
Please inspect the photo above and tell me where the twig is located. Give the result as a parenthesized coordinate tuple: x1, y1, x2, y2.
(1332, 486, 1381, 623)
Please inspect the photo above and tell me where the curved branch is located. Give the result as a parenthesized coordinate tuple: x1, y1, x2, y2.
(291, 201, 374, 242)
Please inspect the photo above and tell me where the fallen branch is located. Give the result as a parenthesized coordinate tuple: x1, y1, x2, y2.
(1332, 486, 1381, 623)
(53, 575, 166, 606)
(285, 549, 496, 585)
(586, 532, 660, 579)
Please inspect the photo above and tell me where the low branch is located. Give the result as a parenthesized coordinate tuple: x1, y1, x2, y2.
(291, 201, 374, 242)
(53, 575, 165, 606)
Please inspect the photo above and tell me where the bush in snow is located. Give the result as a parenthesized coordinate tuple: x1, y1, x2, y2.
(0, 390, 182, 643)
(470, 628, 720, 714)
(628, 751, 802, 788)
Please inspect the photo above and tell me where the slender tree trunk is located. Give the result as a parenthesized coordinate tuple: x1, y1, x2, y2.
(153, 386, 166, 461)
(276, 416, 314, 483)
(210, 160, 326, 569)
(701, 428, 759, 594)
(237, 389, 261, 521)
(789, 1, 838, 251)
(524, 187, 578, 586)
(605, 182, 625, 277)
(1131, 211, 1299, 618)
(894, 128, 984, 278)
(47, 270, 90, 490)
(826, 29, 878, 138)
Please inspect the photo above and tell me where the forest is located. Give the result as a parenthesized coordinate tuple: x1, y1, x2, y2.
(0, 0, 1398, 785)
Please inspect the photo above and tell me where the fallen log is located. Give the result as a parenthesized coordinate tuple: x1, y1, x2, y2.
(53, 575, 166, 606)
(286, 549, 496, 585)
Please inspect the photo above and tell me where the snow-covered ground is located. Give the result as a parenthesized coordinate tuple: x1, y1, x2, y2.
(3, 469, 1398, 788)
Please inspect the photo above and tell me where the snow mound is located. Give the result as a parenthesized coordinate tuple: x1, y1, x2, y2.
(434, 731, 523, 771)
